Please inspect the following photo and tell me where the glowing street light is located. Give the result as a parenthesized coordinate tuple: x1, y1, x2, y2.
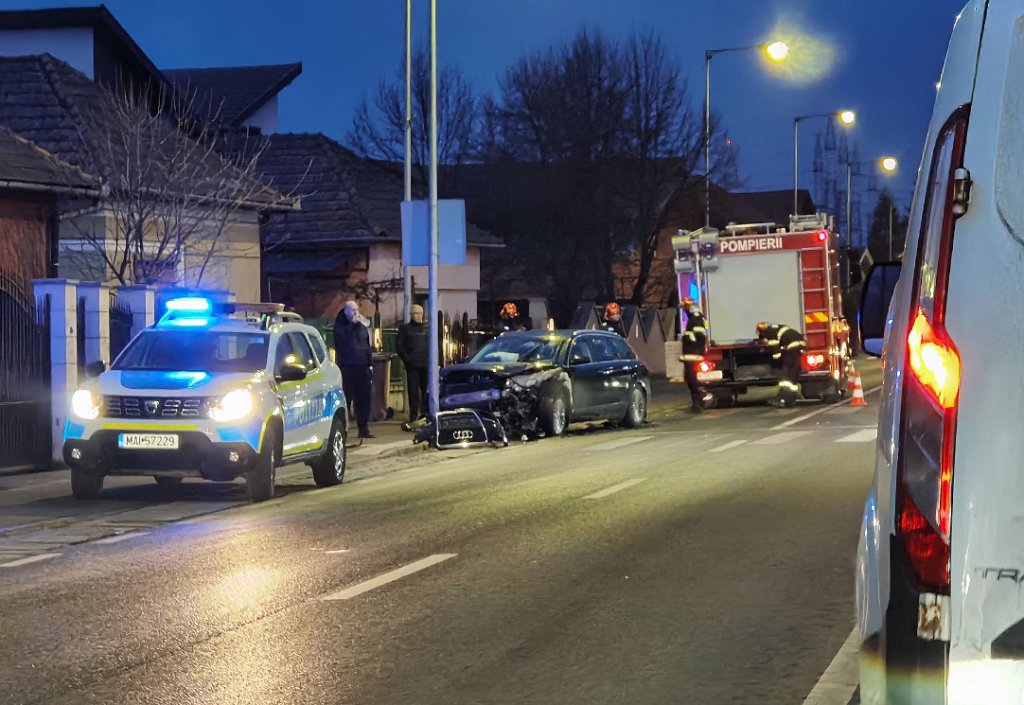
(766, 41, 790, 62)
(881, 156, 899, 173)
(704, 40, 789, 227)
(793, 110, 857, 216)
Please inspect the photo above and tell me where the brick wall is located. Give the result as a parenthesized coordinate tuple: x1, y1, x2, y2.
(0, 194, 50, 293)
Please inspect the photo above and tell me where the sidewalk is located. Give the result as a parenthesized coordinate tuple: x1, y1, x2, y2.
(347, 418, 424, 461)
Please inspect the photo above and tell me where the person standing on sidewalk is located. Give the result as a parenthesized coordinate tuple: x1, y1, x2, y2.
(396, 304, 429, 432)
(333, 301, 375, 439)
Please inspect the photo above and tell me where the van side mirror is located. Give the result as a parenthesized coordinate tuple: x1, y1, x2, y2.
(85, 360, 107, 378)
(859, 262, 902, 357)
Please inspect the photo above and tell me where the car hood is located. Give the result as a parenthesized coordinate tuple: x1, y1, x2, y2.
(441, 362, 558, 381)
(96, 370, 264, 396)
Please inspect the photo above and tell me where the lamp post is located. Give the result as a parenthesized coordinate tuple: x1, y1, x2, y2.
(844, 155, 900, 282)
(704, 41, 788, 228)
(879, 156, 899, 259)
(793, 110, 856, 216)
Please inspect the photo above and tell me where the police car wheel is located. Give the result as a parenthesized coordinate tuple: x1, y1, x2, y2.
(623, 386, 647, 428)
(312, 418, 347, 487)
(71, 468, 104, 500)
(246, 428, 277, 503)
(154, 476, 182, 489)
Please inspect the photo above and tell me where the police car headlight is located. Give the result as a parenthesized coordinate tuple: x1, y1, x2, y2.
(71, 389, 100, 420)
(209, 389, 255, 422)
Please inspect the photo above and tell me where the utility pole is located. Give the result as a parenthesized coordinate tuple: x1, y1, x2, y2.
(401, 0, 413, 321)
(427, 0, 440, 416)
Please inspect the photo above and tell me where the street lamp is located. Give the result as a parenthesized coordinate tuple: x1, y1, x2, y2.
(705, 41, 789, 228)
(792, 110, 856, 217)
(844, 155, 900, 279)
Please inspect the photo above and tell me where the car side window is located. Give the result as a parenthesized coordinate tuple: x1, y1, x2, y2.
(274, 335, 297, 376)
(309, 332, 328, 365)
(609, 336, 636, 360)
(569, 338, 594, 364)
(588, 336, 619, 363)
(288, 333, 318, 372)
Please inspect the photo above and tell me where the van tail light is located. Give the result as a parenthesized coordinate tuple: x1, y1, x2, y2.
(697, 361, 714, 374)
(802, 353, 826, 370)
(896, 106, 968, 596)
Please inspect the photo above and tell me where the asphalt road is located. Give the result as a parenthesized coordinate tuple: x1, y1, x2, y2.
(0, 362, 882, 705)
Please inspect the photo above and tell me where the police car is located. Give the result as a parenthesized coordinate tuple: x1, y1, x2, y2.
(62, 297, 348, 503)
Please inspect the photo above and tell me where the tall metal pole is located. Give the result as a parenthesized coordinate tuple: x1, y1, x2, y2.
(402, 0, 412, 324)
(793, 118, 800, 218)
(704, 51, 712, 229)
(427, 0, 440, 417)
(846, 161, 853, 287)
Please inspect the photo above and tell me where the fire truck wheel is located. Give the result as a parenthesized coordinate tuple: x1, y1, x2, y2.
(711, 391, 737, 409)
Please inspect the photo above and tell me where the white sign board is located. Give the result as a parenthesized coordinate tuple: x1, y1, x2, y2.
(705, 250, 803, 345)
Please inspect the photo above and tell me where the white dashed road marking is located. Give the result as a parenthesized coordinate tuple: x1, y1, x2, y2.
(801, 627, 859, 705)
(322, 554, 457, 601)
(583, 478, 647, 500)
(837, 429, 877, 444)
(92, 532, 149, 545)
(711, 440, 748, 453)
(753, 431, 813, 445)
(324, 549, 350, 555)
(584, 436, 652, 452)
(771, 386, 881, 431)
(0, 553, 60, 568)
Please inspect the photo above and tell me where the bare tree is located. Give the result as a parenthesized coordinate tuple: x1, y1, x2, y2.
(346, 47, 478, 182)
(64, 79, 282, 287)
(480, 30, 737, 317)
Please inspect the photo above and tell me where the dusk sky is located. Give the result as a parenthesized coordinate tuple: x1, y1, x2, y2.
(3, 0, 967, 207)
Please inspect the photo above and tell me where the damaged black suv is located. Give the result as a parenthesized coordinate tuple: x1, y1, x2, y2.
(439, 330, 650, 438)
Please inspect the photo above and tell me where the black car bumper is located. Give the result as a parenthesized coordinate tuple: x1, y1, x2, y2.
(63, 431, 258, 481)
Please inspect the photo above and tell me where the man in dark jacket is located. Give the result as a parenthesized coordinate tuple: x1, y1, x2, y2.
(757, 321, 807, 408)
(396, 304, 429, 431)
(334, 301, 374, 438)
(680, 297, 715, 413)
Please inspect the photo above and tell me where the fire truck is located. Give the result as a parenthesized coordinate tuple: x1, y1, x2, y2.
(672, 213, 851, 406)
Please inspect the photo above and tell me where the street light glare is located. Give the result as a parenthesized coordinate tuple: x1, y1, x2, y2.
(839, 110, 857, 126)
(766, 41, 789, 62)
(881, 157, 899, 173)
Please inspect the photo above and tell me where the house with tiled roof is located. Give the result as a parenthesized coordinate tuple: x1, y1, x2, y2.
(0, 53, 293, 299)
(0, 125, 101, 292)
(250, 133, 501, 323)
(164, 63, 303, 134)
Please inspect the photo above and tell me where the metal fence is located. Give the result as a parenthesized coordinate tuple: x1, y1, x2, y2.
(109, 291, 133, 362)
(0, 272, 52, 471)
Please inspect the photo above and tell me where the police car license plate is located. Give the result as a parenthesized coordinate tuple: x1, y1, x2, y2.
(117, 433, 179, 450)
(697, 370, 723, 382)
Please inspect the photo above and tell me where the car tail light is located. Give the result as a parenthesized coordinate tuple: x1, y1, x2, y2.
(802, 353, 825, 370)
(697, 361, 714, 374)
(896, 106, 968, 595)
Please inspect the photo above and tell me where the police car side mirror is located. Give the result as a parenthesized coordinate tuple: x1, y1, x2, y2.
(277, 364, 307, 383)
(859, 262, 902, 358)
(85, 360, 107, 378)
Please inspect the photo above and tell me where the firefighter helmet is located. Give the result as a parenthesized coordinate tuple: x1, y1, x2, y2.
(500, 302, 519, 319)
(680, 297, 696, 310)
(604, 302, 621, 318)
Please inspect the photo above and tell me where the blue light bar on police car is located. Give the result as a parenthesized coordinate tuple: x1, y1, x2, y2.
(165, 297, 212, 314)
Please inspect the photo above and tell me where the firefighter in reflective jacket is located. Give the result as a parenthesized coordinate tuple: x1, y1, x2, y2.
(756, 322, 807, 408)
(679, 297, 715, 413)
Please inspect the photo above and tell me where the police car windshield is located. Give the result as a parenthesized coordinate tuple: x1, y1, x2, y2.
(113, 331, 270, 373)
(471, 335, 564, 364)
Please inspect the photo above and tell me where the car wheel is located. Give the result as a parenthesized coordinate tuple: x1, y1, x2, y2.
(71, 468, 104, 500)
(311, 417, 347, 487)
(246, 426, 277, 503)
(623, 386, 647, 427)
(541, 393, 568, 437)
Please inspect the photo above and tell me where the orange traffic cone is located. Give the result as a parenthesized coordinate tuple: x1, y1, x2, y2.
(850, 371, 867, 407)
(846, 368, 858, 394)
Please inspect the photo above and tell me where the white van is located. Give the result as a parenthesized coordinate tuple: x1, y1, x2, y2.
(857, 2, 1024, 702)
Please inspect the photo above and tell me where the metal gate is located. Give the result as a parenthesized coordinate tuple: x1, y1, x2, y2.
(109, 292, 133, 361)
(0, 272, 52, 471)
